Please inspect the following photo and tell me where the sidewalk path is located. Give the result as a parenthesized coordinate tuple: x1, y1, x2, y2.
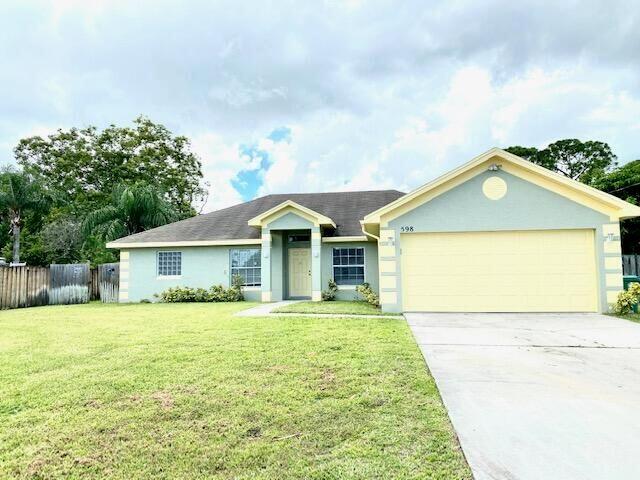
(235, 300, 403, 319)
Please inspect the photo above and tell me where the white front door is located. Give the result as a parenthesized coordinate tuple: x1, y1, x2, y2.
(288, 248, 311, 298)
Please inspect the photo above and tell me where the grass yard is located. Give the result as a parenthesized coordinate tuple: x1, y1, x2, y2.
(613, 313, 640, 324)
(272, 300, 397, 316)
(0, 302, 470, 480)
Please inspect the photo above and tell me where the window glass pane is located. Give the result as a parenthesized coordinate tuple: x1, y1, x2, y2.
(288, 234, 310, 243)
(332, 247, 365, 285)
(158, 251, 181, 276)
(230, 248, 262, 286)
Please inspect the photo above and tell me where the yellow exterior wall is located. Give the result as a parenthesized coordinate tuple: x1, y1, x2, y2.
(604, 240, 622, 254)
(380, 275, 397, 290)
(379, 260, 396, 273)
(380, 291, 397, 304)
(605, 273, 623, 288)
(605, 257, 622, 270)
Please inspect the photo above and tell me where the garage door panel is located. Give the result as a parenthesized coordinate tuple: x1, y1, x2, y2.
(401, 230, 598, 312)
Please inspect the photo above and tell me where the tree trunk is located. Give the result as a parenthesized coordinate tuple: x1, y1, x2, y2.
(12, 223, 20, 264)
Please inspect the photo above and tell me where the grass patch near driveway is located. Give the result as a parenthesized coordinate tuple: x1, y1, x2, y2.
(612, 313, 640, 324)
(273, 300, 397, 316)
(0, 302, 469, 479)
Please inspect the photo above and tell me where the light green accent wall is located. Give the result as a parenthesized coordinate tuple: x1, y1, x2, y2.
(271, 231, 284, 301)
(311, 227, 321, 297)
(391, 170, 609, 232)
(266, 212, 314, 230)
(320, 241, 379, 301)
(127, 245, 262, 302)
(261, 228, 271, 299)
(125, 239, 381, 304)
(265, 212, 315, 299)
(384, 170, 611, 313)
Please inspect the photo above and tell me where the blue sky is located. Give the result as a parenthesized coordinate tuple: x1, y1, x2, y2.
(1, 1, 639, 211)
(232, 128, 291, 201)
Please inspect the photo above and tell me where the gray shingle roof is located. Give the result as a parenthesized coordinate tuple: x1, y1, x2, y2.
(109, 189, 405, 244)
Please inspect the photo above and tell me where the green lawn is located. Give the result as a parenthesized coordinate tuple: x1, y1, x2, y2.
(0, 302, 470, 479)
(613, 313, 640, 323)
(272, 300, 397, 316)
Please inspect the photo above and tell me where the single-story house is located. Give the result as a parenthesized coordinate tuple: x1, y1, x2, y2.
(107, 148, 640, 313)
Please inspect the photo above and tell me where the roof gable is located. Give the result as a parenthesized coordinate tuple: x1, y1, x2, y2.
(248, 200, 336, 228)
(363, 148, 640, 225)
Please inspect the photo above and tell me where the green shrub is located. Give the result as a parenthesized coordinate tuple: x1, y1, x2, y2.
(209, 275, 243, 302)
(356, 282, 379, 307)
(613, 282, 640, 314)
(227, 274, 244, 302)
(158, 286, 209, 303)
(157, 276, 245, 303)
(321, 279, 338, 301)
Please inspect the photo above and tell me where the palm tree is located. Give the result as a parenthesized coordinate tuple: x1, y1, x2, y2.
(0, 169, 48, 264)
(82, 183, 177, 241)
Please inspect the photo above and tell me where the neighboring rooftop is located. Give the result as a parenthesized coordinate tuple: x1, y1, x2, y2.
(109, 189, 405, 244)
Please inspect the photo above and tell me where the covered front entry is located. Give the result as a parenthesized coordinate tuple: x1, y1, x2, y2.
(288, 248, 311, 298)
(401, 229, 599, 312)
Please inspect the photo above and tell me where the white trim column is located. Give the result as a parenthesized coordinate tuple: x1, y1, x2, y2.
(603, 222, 623, 310)
(378, 229, 400, 312)
(311, 227, 322, 301)
(118, 250, 130, 303)
(261, 228, 272, 302)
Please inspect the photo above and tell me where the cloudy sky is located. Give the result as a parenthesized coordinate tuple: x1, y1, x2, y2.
(1, 0, 639, 211)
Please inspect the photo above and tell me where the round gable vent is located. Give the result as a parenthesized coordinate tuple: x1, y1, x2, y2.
(482, 176, 507, 200)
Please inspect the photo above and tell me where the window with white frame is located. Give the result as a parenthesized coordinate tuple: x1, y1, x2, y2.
(157, 251, 182, 277)
(230, 248, 261, 286)
(332, 247, 365, 285)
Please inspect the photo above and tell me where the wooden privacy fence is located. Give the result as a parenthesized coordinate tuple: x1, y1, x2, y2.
(0, 263, 120, 310)
(90, 267, 100, 300)
(49, 264, 90, 305)
(622, 255, 640, 276)
(98, 263, 120, 303)
(0, 266, 50, 308)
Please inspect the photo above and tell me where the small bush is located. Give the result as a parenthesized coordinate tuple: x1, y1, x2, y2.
(613, 283, 640, 314)
(321, 279, 338, 301)
(356, 282, 379, 307)
(158, 276, 245, 303)
(158, 286, 209, 303)
(229, 274, 244, 301)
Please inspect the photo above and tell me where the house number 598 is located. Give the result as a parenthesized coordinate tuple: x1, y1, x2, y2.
(401, 226, 414, 232)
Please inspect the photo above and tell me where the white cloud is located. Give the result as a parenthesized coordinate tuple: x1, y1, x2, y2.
(1, 0, 640, 204)
(189, 133, 245, 211)
(254, 63, 640, 198)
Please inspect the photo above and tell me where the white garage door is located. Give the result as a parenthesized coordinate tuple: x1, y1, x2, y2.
(401, 229, 598, 312)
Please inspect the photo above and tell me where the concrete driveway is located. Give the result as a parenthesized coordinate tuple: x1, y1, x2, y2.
(406, 313, 640, 480)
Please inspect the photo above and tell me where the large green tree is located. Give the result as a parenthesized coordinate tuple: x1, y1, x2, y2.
(592, 160, 640, 253)
(505, 139, 616, 184)
(14, 116, 206, 217)
(82, 183, 177, 242)
(0, 169, 50, 263)
(39, 216, 84, 264)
